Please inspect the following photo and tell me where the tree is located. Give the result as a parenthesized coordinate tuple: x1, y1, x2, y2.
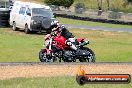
(127, 0, 132, 3)
(106, 0, 110, 10)
(97, 0, 102, 10)
(44, 0, 74, 7)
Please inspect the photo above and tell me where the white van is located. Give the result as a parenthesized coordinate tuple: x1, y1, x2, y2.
(10, 1, 55, 33)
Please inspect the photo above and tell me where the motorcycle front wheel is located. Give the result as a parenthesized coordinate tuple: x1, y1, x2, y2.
(79, 47, 96, 62)
(39, 49, 57, 62)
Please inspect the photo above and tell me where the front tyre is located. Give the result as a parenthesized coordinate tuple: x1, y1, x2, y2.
(79, 47, 96, 62)
(39, 49, 57, 62)
(39, 49, 46, 62)
(24, 24, 30, 34)
(12, 22, 17, 31)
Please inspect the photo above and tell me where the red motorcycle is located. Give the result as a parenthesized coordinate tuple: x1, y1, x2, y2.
(39, 32, 96, 62)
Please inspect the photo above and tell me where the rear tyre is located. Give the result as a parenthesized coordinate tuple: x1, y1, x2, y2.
(79, 47, 96, 62)
(12, 22, 17, 31)
(24, 24, 30, 34)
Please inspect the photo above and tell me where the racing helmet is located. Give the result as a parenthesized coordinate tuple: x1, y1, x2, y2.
(51, 20, 60, 28)
(51, 20, 61, 31)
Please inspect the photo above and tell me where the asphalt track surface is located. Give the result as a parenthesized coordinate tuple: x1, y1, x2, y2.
(65, 24, 132, 33)
(0, 62, 132, 66)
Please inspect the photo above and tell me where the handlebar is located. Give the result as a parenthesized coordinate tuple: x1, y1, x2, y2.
(79, 40, 89, 46)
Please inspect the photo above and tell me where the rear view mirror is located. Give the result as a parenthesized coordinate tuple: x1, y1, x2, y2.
(27, 13, 31, 16)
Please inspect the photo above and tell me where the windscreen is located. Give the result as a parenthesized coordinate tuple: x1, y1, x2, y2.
(0, 1, 10, 8)
(32, 8, 54, 18)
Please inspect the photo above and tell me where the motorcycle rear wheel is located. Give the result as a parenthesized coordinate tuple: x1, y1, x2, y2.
(79, 47, 96, 62)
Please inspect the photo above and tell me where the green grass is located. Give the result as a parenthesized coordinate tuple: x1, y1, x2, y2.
(0, 28, 132, 62)
(0, 28, 43, 62)
(57, 17, 132, 29)
(0, 76, 132, 88)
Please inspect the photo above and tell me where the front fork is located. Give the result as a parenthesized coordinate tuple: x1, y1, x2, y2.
(49, 38, 52, 50)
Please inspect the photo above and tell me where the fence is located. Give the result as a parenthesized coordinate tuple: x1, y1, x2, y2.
(50, 5, 132, 24)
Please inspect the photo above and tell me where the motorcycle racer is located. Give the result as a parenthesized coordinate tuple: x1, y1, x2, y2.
(45, 20, 78, 51)
(50, 20, 74, 39)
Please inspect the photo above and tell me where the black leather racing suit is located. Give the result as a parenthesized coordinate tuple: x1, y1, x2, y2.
(60, 27, 74, 39)
(47, 26, 75, 52)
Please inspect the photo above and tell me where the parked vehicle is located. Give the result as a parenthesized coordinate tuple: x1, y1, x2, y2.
(10, 1, 55, 34)
(39, 31, 96, 62)
(0, 0, 10, 27)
